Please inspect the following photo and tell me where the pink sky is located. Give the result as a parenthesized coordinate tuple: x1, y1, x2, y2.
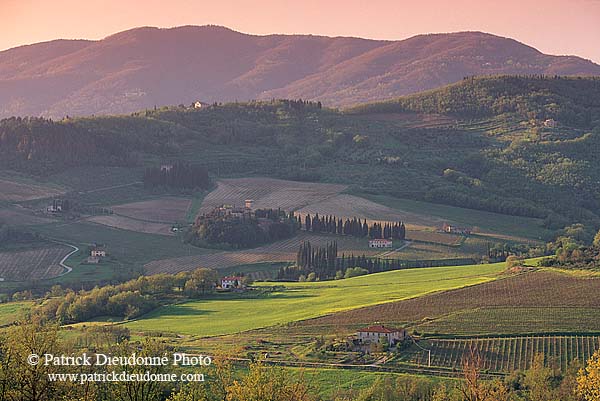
(2, 0, 600, 63)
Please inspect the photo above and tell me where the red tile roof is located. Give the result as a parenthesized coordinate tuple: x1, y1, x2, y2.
(357, 325, 402, 333)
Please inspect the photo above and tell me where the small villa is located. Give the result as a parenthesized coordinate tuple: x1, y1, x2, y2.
(356, 325, 407, 345)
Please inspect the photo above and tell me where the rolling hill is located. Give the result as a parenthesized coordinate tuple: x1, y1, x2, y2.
(2, 76, 600, 234)
(1, 26, 599, 118)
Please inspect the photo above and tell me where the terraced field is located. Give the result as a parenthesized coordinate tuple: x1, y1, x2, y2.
(0, 245, 71, 281)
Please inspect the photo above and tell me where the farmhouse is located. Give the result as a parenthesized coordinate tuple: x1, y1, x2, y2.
(221, 276, 244, 289)
(369, 238, 393, 248)
(193, 101, 209, 109)
(543, 118, 557, 128)
(46, 199, 66, 213)
(357, 325, 407, 345)
(91, 249, 106, 258)
(441, 222, 472, 235)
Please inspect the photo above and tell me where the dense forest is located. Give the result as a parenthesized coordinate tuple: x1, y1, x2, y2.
(350, 75, 600, 128)
(2, 77, 600, 241)
(186, 208, 298, 249)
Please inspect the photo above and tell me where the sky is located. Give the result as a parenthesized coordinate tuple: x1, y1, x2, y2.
(2, 0, 600, 63)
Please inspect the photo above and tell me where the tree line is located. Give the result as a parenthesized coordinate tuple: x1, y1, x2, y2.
(303, 213, 406, 240)
(280, 241, 475, 281)
(31, 268, 219, 324)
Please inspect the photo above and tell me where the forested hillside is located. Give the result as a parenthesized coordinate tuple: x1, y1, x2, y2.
(1, 26, 600, 118)
(1, 77, 600, 237)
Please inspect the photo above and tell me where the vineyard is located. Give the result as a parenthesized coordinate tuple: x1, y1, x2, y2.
(0, 246, 71, 281)
(199, 178, 347, 215)
(402, 336, 600, 373)
(295, 271, 600, 335)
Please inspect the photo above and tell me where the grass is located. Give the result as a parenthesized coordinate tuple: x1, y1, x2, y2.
(185, 190, 210, 224)
(125, 261, 506, 337)
(356, 193, 552, 241)
(0, 301, 32, 325)
(287, 367, 450, 399)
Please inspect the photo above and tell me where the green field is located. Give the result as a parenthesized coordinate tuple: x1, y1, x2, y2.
(357, 193, 552, 241)
(125, 261, 506, 337)
(0, 301, 32, 325)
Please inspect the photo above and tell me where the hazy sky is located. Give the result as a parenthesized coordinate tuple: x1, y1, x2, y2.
(2, 0, 600, 63)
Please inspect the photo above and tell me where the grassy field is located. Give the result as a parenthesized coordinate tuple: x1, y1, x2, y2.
(357, 193, 552, 241)
(0, 301, 32, 325)
(125, 261, 506, 337)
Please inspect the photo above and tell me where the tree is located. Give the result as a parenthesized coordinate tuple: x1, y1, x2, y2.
(577, 351, 600, 401)
(0, 322, 74, 401)
(225, 362, 315, 401)
(524, 353, 556, 401)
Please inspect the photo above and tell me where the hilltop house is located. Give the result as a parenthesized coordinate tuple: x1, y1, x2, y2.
(221, 276, 244, 289)
(193, 101, 209, 109)
(369, 239, 393, 248)
(357, 325, 407, 345)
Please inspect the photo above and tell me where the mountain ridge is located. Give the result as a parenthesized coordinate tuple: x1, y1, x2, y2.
(1, 25, 599, 118)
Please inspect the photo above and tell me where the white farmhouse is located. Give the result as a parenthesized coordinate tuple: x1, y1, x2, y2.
(357, 325, 407, 345)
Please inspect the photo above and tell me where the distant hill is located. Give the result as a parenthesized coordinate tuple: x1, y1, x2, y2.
(1, 26, 599, 118)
